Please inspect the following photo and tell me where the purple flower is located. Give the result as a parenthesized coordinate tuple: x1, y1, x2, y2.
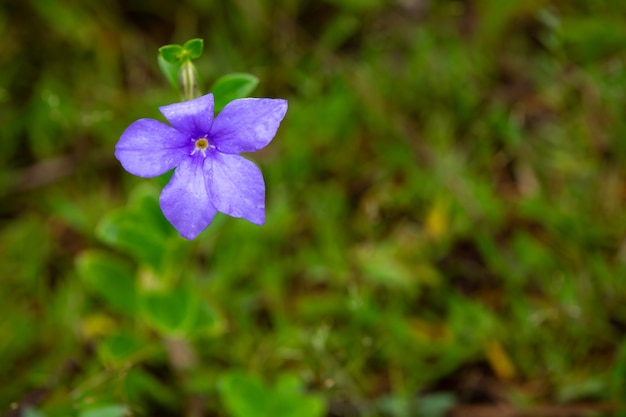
(115, 93, 288, 240)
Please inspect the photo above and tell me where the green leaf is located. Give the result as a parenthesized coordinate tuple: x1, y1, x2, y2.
(270, 395, 325, 417)
(218, 372, 269, 417)
(141, 286, 199, 335)
(96, 184, 172, 270)
(183, 38, 204, 59)
(96, 210, 167, 270)
(218, 372, 326, 417)
(192, 303, 226, 338)
(559, 17, 626, 64)
(270, 374, 326, 417)
(97, 332, 143, 364)
(158, 44, 184, 63)
(210, 73, 259, 112)
(128, 183, 175, 238)
(275, 374, 301, 394)
(158, 54, 182, 92)
(78, 405, 128, 417)
(76, 251, 137, 315)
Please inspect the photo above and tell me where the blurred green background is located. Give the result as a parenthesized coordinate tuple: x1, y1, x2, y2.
(2, 0, 626, 416)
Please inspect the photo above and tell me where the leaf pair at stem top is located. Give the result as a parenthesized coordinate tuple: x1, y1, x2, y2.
(156, 38, 260, 113)
(159, 38, 204, 64)
(158, 39, 204, 100)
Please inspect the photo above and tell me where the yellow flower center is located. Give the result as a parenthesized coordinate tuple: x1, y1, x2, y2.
(195, 138, 209, 149)
(191, 138, 210, 157)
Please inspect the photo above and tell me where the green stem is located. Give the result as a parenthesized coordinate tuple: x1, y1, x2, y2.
(180, 60, 198, 101)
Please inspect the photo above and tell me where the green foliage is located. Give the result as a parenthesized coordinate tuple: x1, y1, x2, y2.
(183, 38, 204, 59)
(77, 405, 128, 417)
(211, 73, 259, 112)
(218, 372, 326, 417)
(76, 251, 137, 316)
(95, 184, 177, 270)
(97, 332, 144, 364)
(158, 54, 182, 92)
(159, 45, 185, 64)
(158, 38, 205, 95)
(2, 0, 626, 416)
(141, 286, 199, 335)
(558, 16, 626, 63)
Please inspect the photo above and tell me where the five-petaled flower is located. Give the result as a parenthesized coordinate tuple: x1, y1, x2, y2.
(115, 93, 288, 239)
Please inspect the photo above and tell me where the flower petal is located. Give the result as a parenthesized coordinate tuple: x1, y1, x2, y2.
(159, 156, 217, 239)
(159, 93, 214, 137)
(208, 153, 265, 225)
(115, 118, 190, 177)
(210, 98, 288, 154)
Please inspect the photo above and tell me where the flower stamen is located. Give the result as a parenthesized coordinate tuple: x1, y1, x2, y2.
(191, 138, 210, 157)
